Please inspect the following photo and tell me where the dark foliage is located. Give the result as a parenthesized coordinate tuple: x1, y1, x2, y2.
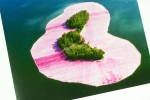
(64, 44, 105, 60)
(57, 31, 85, 50)
(66, 10, 89, 30)
(57, 10, 105, 60)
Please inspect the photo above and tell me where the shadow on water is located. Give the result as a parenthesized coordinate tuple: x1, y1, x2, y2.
(1, 0, 150, 100)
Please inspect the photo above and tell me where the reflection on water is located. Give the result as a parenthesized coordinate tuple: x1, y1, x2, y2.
(1, 0, 150, 100)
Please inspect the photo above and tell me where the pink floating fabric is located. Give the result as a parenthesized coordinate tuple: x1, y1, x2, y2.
(30, 2, 141, 86)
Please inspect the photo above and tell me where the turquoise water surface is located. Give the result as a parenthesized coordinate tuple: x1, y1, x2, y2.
(1, 0, 150, 100)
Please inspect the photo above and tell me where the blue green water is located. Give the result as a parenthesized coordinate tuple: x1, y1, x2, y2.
(1, 0, 150, 100)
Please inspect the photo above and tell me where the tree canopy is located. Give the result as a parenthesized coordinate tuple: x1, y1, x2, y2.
(66, 10, 89, 30)
(57, 10, 105, 60)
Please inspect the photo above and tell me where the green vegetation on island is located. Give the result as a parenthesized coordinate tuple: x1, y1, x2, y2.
(57, 10, 105, 60)
(66, 10, 89, 31)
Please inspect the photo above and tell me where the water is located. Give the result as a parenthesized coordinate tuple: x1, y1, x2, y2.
(1, 0, 150, 100)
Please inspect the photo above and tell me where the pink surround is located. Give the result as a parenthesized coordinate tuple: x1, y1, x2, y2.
(30, 2, 141, 86)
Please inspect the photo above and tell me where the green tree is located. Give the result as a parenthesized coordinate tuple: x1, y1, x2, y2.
(57, 10, 105, 61)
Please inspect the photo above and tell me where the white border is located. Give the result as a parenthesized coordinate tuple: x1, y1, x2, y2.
(138, 0, 150, 54)
(0, 0, 150, 100)
(0, 13, 16, 100)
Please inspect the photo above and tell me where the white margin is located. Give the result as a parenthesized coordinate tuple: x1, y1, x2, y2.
(0, 0, 150, 100)
(0, 14, 16, 100)
(138, 0, 150, 54)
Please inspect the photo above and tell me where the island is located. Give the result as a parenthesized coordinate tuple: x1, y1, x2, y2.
(30, 2, 141, 87)
(57, 10, 105, 60)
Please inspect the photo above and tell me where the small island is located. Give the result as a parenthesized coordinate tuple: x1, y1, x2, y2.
(57, 10, 105, 60)
(30, 2, 141, 87)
